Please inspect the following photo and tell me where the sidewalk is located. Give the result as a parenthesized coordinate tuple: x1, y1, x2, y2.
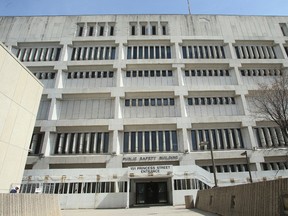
(61, 205, 218, 216)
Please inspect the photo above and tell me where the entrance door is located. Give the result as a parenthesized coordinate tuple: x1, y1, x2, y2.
(136, 182, 168, 205)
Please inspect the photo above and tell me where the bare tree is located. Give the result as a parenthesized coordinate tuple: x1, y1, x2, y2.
(252, 73, 288, 140)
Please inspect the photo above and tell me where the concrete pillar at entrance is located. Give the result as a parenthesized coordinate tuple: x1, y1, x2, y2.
(126, 179, 130, 209)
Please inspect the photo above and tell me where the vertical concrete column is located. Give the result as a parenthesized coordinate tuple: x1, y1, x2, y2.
(59, 40, 72, 62)
(53, 69, 64, 89)
(182, 128, 190, 152)
(47, 92, 62, 121)
(40, 131, 51, 156)
(235, 88, 249, 117)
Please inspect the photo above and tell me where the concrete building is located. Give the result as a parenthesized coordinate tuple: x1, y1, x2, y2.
(0, 14, 288, 208)
(0, 42, 43, 193)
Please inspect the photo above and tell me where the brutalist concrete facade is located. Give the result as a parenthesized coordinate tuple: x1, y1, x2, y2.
(0, 15, 288, 208)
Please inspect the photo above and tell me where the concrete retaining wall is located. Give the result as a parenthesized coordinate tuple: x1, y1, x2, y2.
(196, 178, 288, 216)
(0, 194, 61, 216)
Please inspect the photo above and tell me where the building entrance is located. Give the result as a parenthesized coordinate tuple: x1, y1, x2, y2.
(136, 182, 168, 205)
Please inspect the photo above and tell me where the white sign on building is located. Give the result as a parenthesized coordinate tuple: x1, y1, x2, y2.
(128, 165, 173, 178)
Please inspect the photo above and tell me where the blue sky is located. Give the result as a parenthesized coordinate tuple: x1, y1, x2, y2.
(0, 0, 288, 16)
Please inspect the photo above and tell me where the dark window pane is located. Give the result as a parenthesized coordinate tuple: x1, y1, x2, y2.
(138, 99, 143, 106)
(182, 46, 187, 59)
(172, 131, 178, 151)
(165, 131, 170, 151)
(155, 46, 160, 59)
(166, 46, 171, 58)
(163, 98, 168, 106)
(131, 132, 136, 152)
(144, 46, 149, 59)
(139, 46, 143, 59)
(158, 131, 164, 151)
(103, 132, 109, 153)
(150, 46, 154, 59)
(145, 131, 150, 152)
(123, 132, 129, 152)
(156, 70, 161, 77)
(131, 26, 136, 35)
(152, 26, 156, 35)
(125, 99, 130, 107)
(133, 46, 137, 59)
(151, 98, 155, 106)
(151, 131, 157, 152)
(144, 99, 149, 106)
(138, 132, 143, 152)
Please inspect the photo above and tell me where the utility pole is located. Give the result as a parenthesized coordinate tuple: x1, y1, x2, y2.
(187, 0, 191, 15)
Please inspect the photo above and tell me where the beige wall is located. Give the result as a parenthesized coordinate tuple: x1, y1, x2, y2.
(196, 178, 288, 216)
(0, 42, 43, 193)
(0, 194, 61, 216)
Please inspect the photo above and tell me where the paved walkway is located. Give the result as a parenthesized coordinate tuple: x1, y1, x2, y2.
(61, 205, 218, 216)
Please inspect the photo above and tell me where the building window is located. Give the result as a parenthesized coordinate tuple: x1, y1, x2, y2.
(109, 24, 115, 36)
(99, 25, 105, 36)
(280, 23, 288, 36)
(87, 23, 96, 36)
(20, 181, 127, 194)
(141, 24, 146, 35)
(200, 164, 249, 173)
(253, 127, 287, 148)
(125, 98, 175, 107)
(191, 128, 244, 151)
(151, 24, 157, 35)
(71, 46, 116, 60)
(33, 72, 56, 80)
(174, 179, 210, 190)
(240, 68, 282, 76)
(127, 45, 171, 59)
(182, 45, 226, 59)
(54, 132, 110, 155)
(187, 97, 235, 105)
(67, 71, 114, 79)
(234, 45, 276, 59)
(123, 130, 178, 153)
(261, 162, 288, 170)
(76, 23, 84, 36)
(184, 69, 229, 77)
(28, 133, 44, 155)
(15, 46, 62, 62)
(132, 26, 136, 35)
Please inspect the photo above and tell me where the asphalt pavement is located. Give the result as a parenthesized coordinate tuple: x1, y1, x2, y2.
(61, 205, 218, 216)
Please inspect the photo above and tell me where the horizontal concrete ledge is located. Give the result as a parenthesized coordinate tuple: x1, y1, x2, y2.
(0, 194, 61, 216)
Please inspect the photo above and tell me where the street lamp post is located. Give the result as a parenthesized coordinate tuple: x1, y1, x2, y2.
(200, 141, 218, 187)
(241, 151, 253, 183)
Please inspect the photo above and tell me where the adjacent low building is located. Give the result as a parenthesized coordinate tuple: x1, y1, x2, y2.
(0, 42, 43, 193)
(0, 14, 288, 208)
